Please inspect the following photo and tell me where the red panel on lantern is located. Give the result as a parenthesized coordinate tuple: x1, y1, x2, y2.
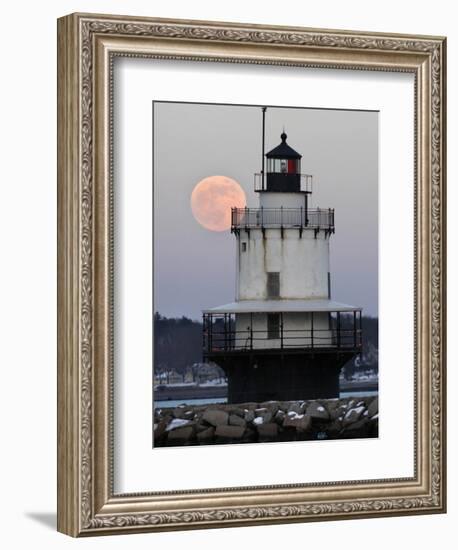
(287, 159, 296, 173)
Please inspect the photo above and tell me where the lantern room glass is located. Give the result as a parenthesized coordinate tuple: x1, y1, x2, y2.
(267, 158, 300, 174)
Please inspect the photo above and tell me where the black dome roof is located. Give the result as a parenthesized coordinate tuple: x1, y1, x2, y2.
(266, 132, 302, 159)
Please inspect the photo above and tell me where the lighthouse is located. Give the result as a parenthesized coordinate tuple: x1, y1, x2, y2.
(202, 126, 362, 404)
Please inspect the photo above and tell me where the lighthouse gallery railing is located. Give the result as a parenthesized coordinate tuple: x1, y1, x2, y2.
(203, 312, 362, 355)
(231, 207, 334, 232)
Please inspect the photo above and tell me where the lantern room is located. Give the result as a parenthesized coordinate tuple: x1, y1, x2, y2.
(264, 132, 302, 192)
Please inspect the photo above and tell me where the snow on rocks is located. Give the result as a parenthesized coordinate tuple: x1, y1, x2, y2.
(287, 402, 304, 415)
(255, 408, 273, 423)
(306, 401, 330, 420)
(283, 413, 312, 433)
(343, 406, 365, 426)
(153, 396, 378, 447)
(165, 418, 192, 431)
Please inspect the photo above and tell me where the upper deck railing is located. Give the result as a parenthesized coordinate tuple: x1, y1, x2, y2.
(231, 207, 335, 233)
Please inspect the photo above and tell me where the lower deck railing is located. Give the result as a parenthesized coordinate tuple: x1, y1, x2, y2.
(203, 326, 362, 354)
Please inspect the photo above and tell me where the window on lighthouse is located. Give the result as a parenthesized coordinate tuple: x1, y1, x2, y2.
(268, 158, 300, 173)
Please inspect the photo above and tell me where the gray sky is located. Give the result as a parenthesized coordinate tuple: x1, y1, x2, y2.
(153, 102, 378, 319)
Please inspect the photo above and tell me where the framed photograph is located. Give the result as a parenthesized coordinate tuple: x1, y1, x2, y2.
(152, 101, 378, 448)
(57, 13, 446, 536)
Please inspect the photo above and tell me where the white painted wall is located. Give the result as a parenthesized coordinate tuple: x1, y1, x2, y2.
(235, 311, 331, 349)
(259, 191, 307, 209)
(237, 228, 330, 300)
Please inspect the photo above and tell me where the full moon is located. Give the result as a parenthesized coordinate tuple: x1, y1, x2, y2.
(191, 176, 246, 232)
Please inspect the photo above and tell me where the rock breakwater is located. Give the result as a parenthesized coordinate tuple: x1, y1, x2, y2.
(154, 396, 378, 447)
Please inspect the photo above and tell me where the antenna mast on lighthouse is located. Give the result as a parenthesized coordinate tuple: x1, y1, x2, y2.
(261, 107, 267, 191)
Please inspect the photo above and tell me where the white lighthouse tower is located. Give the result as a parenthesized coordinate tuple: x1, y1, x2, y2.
(203, 126, 362, 404)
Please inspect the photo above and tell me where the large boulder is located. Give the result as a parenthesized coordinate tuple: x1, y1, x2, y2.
(172, 406, 187, 419)
(215, 425, 245, 442)
(260, 401, 280, 416)
(229, 414, 247, 428)
(330, 403, 348, 421)
(287, 402, 303, 415)
(306, 401, 330, 420)
(167, 426, 194, 445)
(257, 422, 279, 441)
(368, 397, 379, 418)
(202, 409, 229, 427)
(195, 422, 210, 433)
(196, 427, 215, 443)
(342, 406, 366, 427)
(283, 413, 312, 433)
(228, 407, 246, 418)
(325, 399, 341, 417)
(153, 419, 168, 443)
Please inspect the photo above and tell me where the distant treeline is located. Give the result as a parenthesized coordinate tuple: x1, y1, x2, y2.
(154, 313, 379, 375)
(361, 316, 378, 348)
(154, 313, 203, 374)
(343, 315, 379, 378)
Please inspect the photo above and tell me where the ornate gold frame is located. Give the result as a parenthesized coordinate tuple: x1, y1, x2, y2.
(57, 13, 446, 537)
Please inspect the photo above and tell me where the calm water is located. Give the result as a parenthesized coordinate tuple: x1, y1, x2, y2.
(341, 390, 378, 398)
(155, 390, 377, 409)
(155, 397, 227, 408)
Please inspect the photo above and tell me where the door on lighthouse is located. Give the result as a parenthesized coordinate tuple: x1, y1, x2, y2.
(267, 272, 280, 298)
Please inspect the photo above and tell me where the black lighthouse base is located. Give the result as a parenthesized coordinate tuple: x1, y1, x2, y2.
(211, 351, 357, 404)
